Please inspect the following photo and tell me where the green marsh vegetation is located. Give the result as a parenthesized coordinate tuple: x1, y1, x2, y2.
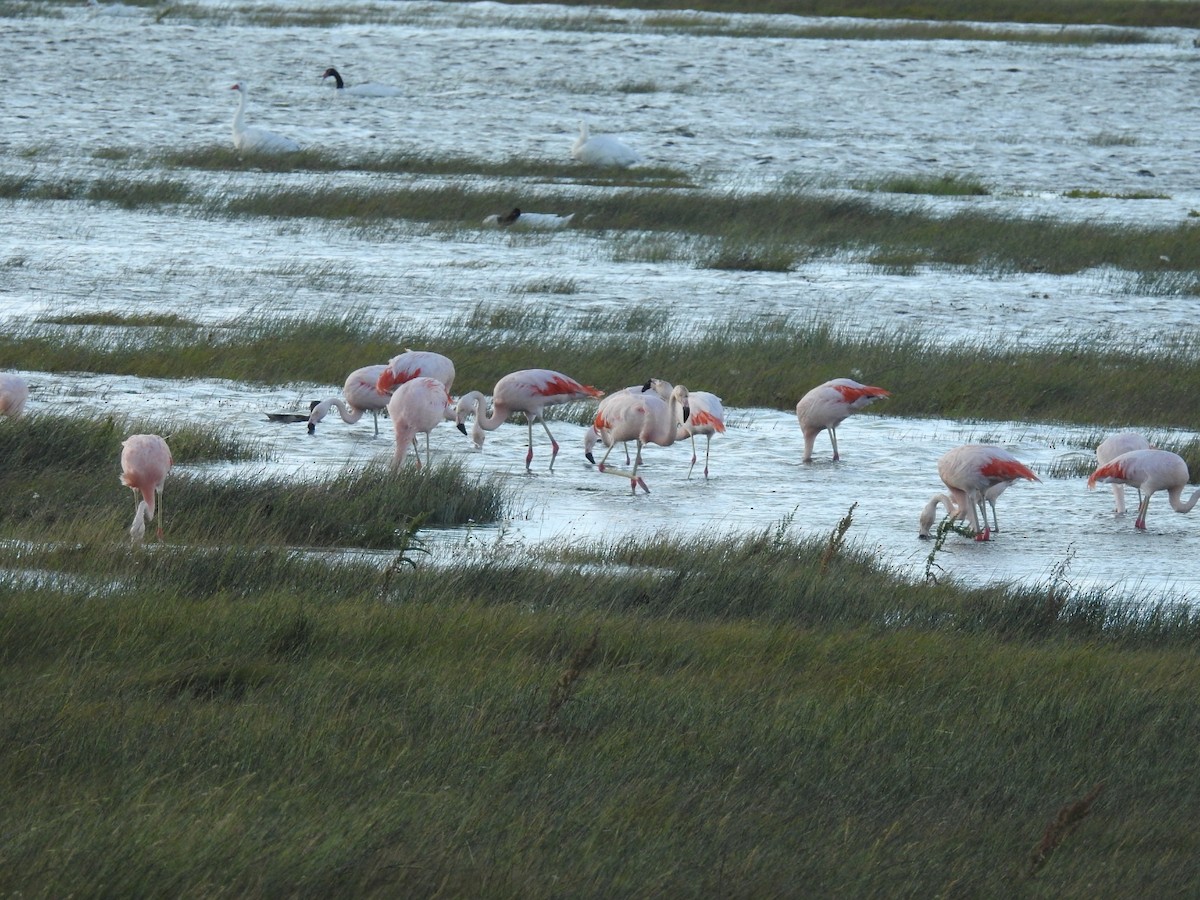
(5, 516, 1200, 894)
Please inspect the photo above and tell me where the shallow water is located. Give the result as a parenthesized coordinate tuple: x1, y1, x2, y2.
(3, 1, 1200, 602)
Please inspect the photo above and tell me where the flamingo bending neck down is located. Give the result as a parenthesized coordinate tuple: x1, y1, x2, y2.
(375, 349, 456, 396)
(120, 434, 172, 543)
(0, 374, 29, 418)
(230, 82, 301, 153)
(918, 480, 1011, 539)
(1095, 432, 1152, 515)
(588, 382, 690, 494)
(308, 364, 390, 435)
(795, 378, 890, 463)
(455, 368, 604, 473)
(922, 444, 1039, 542)
(571, 120, 642, 168)
(389, 377, 454, 470)
(1088, 448, 1200, 531)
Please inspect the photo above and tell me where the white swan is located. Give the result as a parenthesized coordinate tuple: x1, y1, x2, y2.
(482, 208, 575, 230)
(322, 67, 403, 97)
(230, 82, 301, 154)
(571, 120, 642, 168)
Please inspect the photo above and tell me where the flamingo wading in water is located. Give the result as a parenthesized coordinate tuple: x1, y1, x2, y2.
(795, 378, 890, 463)
(588, 383, 690, 494)
(1088, 448, 1200, 531)
(0, 374, 29, 418)
(120, 434, 172, 543)
(455, 369, 604, 472)
(1095, 432, 1152, 515)
(676, 390, 725, 479)
(230, 82, 301, 153)
(919, 444, 1039, 542)
(389, 377, 454, 470)
(308, 364, 391, 435)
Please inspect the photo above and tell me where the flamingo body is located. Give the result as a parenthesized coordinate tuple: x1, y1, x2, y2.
(456, 368, 604, 472)
(584, 380, 673, 466)
(922, 444, 1039, 541)
(322, 67, 403, 97)
(1088, 448, 1200, 531)
(795, 377, 890, 463)
(590, 384, 690, 493)
(483, 208, 575, 229)
(0, 374, 29, 418)
(375, 350, 456, 396)
(308, 364, 390, 435)
(120, 434, 172, 543)
(389, 377, 454, 470)
(571, 120, 642, 168)
(230, 82, 301, 153)
(1096, 432, 1152, 515)
(676, 390, 725, 479)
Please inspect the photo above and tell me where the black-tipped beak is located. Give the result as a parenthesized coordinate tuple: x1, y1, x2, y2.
(457, 423, 467, 435)
(585, 452, 595, 464)
(307, 422, 316, 434)
(682, 406, 690, 422)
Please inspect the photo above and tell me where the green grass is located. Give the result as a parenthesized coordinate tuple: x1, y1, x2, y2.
(855, 172, 992, 196)
(3, 525, 1200, 895)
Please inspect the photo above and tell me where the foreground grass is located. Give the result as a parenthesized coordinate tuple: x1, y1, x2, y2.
(7, 311, 1200, 445)
(2, 528, 1200, 895)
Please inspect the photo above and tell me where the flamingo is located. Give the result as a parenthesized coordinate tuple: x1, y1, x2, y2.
(920, 444, 1039, 542)
(676, 390, 725, 479)
(795, 377, 890, 463)
(389, 377, 454, 470)
(230, 82, 301, 153)
(482, 208, 575, 229)
(1095, 431, 1152, 515)
(308, 364, 390, 435)
(321, 67, 403, 97)
(0, 374, 29, 418)
(583, 380, 674, 466)
(1088, 448, 1200, 531)
(571, 120, 642, 168)
(120, 434, 172, 543)
(918, 480, 1012, 539)
(588, 384, 690, 494)
(375, 349, 456, 395)
(455, 369, 604, 472)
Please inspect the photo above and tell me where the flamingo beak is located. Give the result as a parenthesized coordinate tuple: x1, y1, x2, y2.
(457, 423, 468, 435)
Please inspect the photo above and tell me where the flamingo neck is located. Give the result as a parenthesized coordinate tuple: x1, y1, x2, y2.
(1169, 487, 1200, 514)
(919, 493, 957, 537)
(463, 391, 507, 431)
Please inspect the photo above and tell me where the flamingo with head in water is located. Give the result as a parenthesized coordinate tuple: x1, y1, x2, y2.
(229, 82, 301, 153)
(375, 350, 456, 396)
(308, 364, 390, 435)
(588, 383, 690, 494)
(1088, 448, 1200, 531)
(920, 444, 1039, 542)
(120, 434, 172, 543)
(795, 377, 890, 463)
(389, 377, 454, 470)
(455, 369, 603, 472)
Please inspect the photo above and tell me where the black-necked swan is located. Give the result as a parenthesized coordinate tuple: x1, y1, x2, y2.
(482, 208, 575, 229)
(321, 67, 403, 98)
(229, 82, 301, 154)
(571, 120, 642, 168)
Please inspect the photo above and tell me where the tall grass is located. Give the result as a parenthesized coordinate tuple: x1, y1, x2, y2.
(3, 527, 1200, 895)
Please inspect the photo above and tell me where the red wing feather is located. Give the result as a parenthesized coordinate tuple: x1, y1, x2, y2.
(980, 457, 1039, 483)
(832, 384, 890, 403)
(689, 410, 725, 431)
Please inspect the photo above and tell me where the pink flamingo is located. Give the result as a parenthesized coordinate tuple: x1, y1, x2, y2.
(583, 380, 673, 466)
(120, 434, 173, 543)
(0, 374, 29, 418)
(919, 480, 1012, 539)
(795, 377, 890, 463)
(1095, 432, 1152, 515)
(389, 377, 454, 470)
(1088, 448, 1200, 531)
(375, 350, 456, 395)
(588, 384, 690, 494)
(456, 369, 604, 472)
(307, 364, 390, 435)
(676, 390, 725, 479)
(920, 444, 1039, 542)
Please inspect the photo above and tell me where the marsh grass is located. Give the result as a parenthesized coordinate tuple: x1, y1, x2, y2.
(855, 173, 991, 196)
(8, 310, 1200, 436)
(4, 524, 1200, 894)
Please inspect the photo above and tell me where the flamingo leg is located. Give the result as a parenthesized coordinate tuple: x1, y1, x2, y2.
(703, 434, 712, 479)
(1135, 494, 1151, 530)
(687, 434, 698, 479)
(372, 410, 380, 436)
(829, 427, 840, 462)
(537, 417, 560, 471)
(596, 442, 649, 493)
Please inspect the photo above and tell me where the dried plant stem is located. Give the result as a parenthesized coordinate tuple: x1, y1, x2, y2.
(1027, 782, 1105, 877)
